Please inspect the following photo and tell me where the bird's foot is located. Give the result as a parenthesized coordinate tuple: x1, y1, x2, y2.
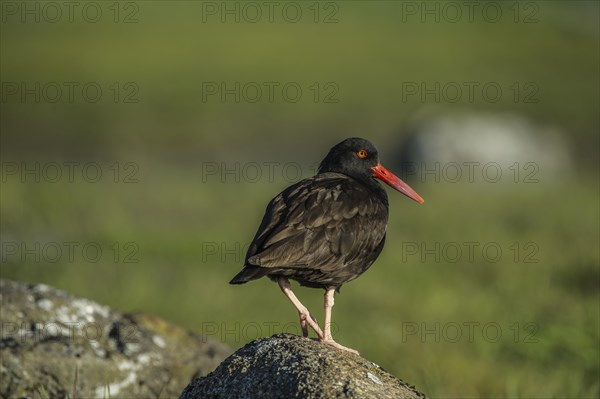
(299, 311, 323, 339)
(320, 338, 360, 355)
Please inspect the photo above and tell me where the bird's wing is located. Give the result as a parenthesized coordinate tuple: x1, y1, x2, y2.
(245, 174, 387, 271)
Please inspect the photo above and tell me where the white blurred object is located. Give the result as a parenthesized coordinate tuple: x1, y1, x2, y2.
(397, 108, 573, 179)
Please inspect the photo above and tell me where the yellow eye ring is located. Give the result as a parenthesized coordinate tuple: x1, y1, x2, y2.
(356, 150, 368, 159)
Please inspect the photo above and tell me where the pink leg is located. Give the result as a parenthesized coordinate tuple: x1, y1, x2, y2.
(321, 287, 359, 355)
(278, 278, 323, 339)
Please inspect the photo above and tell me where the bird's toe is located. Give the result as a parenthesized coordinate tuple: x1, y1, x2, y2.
(320, 338, 360, 355)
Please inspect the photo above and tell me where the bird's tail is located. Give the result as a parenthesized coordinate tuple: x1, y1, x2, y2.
(229, 267, 267, 284)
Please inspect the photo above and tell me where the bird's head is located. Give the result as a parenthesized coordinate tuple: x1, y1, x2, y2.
(318, 137, 424, 203)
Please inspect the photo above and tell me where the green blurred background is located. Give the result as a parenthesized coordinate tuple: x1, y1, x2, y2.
(1, 1, 598, 398)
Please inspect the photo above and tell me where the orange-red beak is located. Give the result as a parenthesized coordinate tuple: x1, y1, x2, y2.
(372, 163, 424, 204)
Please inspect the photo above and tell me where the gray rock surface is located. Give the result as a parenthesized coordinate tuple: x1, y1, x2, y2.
(180, 334, 427, 399)
(0, 279, 232, 398)
(395, 109, 572, 180)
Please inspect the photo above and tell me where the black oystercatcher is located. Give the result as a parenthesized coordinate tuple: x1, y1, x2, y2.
(230, 137, 424, 354)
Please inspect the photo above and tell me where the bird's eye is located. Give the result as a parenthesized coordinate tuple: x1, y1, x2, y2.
(356, 150, 368, 159)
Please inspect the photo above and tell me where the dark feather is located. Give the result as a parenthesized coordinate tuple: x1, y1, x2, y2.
(230, 172, 389, 289)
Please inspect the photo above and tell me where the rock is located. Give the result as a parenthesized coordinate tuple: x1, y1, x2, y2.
(180, 333, 427, 399)
(394, 109, 573, 182)
(0, 279, 232, 398)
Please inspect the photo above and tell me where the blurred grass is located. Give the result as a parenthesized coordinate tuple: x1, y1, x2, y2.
(1, 1, 599, 162)
(2, 163, 598, 398)
(1, 1, 599, 398)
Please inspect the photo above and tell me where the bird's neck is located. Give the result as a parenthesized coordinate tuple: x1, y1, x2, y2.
(365, 178, 389, 207)
(318, 169, 389, 207)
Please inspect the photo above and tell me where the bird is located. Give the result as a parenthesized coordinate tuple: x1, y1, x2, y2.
(230, 137, 424, 354)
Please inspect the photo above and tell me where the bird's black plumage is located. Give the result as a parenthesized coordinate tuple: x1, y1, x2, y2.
(230, 138, 391, 289)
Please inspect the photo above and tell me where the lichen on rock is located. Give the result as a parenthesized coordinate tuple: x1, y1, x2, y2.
(180, 333, 427, 399)
(0, 279, 231, 398)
